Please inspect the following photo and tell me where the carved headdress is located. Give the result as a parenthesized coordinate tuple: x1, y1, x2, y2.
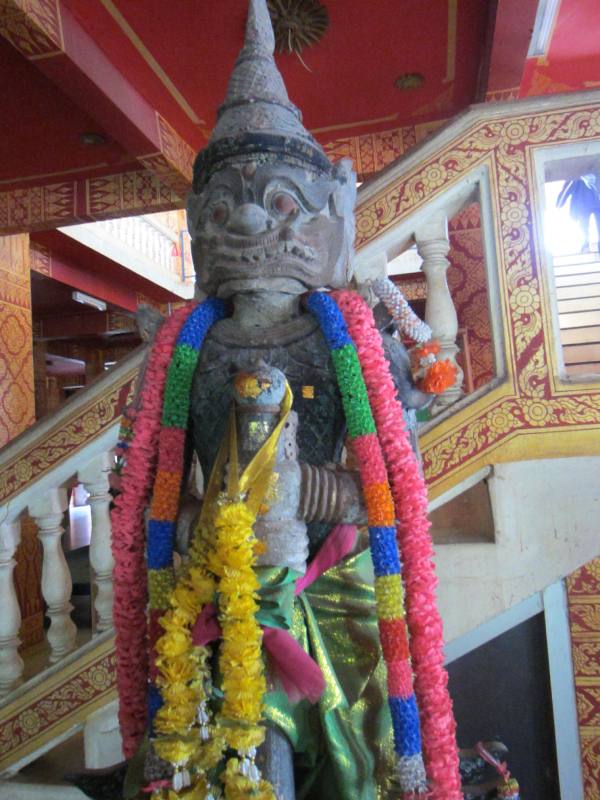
(192, 0, 333, 191)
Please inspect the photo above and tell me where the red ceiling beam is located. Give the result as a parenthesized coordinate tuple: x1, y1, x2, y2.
(35, 310, 137, 341)
(30, 241, 139, 313)
(0, 0, 194, 198)
(30, 233, 183, 311)
(0, 167, 181, 235)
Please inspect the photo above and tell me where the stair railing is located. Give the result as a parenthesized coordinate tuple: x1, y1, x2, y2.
(0, 347, 145, 697)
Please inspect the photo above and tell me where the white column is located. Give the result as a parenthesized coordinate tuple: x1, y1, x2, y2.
(78, 453, 114, 632)
(416, 214, 464, 411)
(0, 520, 24, 696)
(29, 489, 77, 663)
(84, 699, 124, 769)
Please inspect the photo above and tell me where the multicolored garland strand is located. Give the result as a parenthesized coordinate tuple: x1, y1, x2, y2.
(112, 305, 195, 758)
(333, 289, 462, 800)
(146, 298, 225, 728)
(307, 291, 427, 795)
(113, 290, 460, 797)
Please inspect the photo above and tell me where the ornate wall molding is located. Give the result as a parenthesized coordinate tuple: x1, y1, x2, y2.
(0, 634, 116, 772)
(0, 0, 64, 61)
(354, 94, 600, 498)
(568, 559, 600, 800)
(0, 354, 142, 506)
(0, 169, 181, 234)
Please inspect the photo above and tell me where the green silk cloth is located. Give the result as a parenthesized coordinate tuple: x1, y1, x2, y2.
(258, 539, 402, 800)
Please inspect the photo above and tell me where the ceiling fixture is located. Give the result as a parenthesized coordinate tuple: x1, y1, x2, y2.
(72, 290, 107, 311)
(267, 0, 329, 55)
(394, 72, 425, 91)
(79, 131, 107, 146)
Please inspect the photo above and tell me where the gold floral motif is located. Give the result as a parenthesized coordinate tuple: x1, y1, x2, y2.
(0, 374, 136, 503)
(0, 647, 116, 768)
(521, 399, 556, 427)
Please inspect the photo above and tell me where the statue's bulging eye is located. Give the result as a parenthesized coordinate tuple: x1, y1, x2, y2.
(211, 203, 229, 226)
(272, 192, 298, 216)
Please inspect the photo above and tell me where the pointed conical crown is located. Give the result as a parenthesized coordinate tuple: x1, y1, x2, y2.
(193, 0, 332, 191)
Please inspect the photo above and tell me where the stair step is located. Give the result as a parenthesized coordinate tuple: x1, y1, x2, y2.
(0, 781, 87, 799)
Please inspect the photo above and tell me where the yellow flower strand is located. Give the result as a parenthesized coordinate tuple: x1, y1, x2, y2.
(152, 387, 291, 799)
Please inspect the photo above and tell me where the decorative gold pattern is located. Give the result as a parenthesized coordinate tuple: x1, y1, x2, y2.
(352, 103, 600, 498)
(0, 0, 64, 60)
(448, 203, 494, 389)
(0, 234, 35, 449)
(568, 560, 600, 800)
(29, 241, 51, 275)
(0, 371, 135, 504)
(86, 169, 181, 218)
(136, 114, 195, 197)
(0, 170, 182, 234)
(0, 637, 116, 771)
(323, 121, 445, 181)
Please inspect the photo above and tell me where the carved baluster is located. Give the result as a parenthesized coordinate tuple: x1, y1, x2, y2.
(29, 489, 77, 663)
(78, 453, 114, 632)
(0, 520, 24, 696)
(416, 214, 464, 412)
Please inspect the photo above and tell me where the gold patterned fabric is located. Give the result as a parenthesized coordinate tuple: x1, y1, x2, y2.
(263, 536, 402, 800)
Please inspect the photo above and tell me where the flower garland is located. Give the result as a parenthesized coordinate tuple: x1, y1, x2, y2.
(372, 277, 432, 343)
(112, 305, 195, 758)
(145, 319, 286, 798)
(332, 289, 462, 800)
(372, 277, 457, 395)
(306, 291, 427, 795)
(146, 298, 225, 735)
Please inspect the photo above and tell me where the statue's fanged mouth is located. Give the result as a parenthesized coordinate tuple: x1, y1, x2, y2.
(203, 229, 318, 266)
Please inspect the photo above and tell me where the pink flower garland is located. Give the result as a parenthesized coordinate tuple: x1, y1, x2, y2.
(111, 305, 193, 758)
(334, 290, 462, 800)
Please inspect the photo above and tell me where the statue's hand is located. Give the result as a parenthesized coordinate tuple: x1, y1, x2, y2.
(175, 494, 202, 557)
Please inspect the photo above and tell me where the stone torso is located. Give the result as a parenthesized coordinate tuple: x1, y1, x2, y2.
(190, 313, 345, 483)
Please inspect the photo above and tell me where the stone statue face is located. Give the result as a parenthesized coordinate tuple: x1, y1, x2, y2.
(187, 158, 356, 298)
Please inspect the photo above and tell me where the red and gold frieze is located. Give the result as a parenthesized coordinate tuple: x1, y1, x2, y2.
(353, 101, 600, 498)
(0, 0, 64, 60)
(323, 120, 445, 181)
(448, 204, 494, 390)
(0, 234, 35, 449)
(0, 635, 116, 771)
(0, 369, 136, 505)
(0, 169, 182, 234)
(568, 559, 600, 800)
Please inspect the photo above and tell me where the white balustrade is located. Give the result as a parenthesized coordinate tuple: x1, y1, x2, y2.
(29, 489, 77, 663)
(78, 453, 114, 632)
(0, 520, 24, 696)
(416, 214, 464, 412)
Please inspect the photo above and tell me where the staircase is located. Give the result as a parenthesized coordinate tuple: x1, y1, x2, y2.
(2, 88, 600, 794)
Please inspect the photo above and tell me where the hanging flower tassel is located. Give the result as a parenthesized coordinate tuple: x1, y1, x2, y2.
(372, 277, 457, 395)
(332, 290, 462, 800)
(475, 742, 521, 800)
(307, 291, 427, 796)
(372, 277, 431, 343)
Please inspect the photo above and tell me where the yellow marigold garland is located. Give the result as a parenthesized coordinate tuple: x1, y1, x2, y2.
(150, 380, 291, 799)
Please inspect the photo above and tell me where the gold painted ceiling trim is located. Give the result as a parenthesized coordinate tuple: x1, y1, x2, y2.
(99, 0, 204, 126)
